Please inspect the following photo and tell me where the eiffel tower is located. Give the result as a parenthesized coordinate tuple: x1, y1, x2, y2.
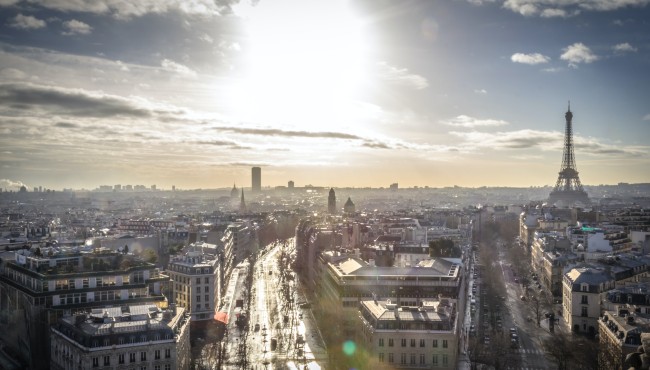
(548, 103, 590, 207)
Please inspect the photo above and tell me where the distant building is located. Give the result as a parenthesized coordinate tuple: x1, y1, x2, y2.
(389, 183, 398, 191)
(357, 299, 458, 369)
(167, 245, 221, 321)
(288, 180, 294, 189)
(251, 167, 261, 193)
(239, 189, 246, 214)
(230, 183, 238, 199)
(221, 222, 257, 280)
(344, 197, 356, 215)
(328, 188, 337, 214)
(50, 304, 190, 370)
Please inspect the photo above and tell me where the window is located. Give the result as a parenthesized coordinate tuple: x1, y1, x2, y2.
(410, 339, 416, 347)
(205, 294, 209, 302)
(196, 295, 201, 302)
(141, 351, 147, 361)
(155, 350, 160, 360)
(379, 338, 384, 347)
(130, 353, 136, 363)
(581, 284, 589, 292)
(420, 339, 425, 347)
(420, 354, 425, 365)
(400, 353, 407, 364)
(204, 277, 209, 284)
(442, 339, 448, 348)
(196, 278, 201, 284)
(140, 367, 147, 370)
(401, 338, 407, 347)
(196, 304, 201, 310)
(379, 353, 384, 362)
(104, 356, 110, 366)
(433, 339, 438, 348)
(165, 365, 171, 370)
(410, 353, 416, 365)
(581, 306, 588, 317)
(388, 338, 394, 347)
(432, 354, 438, 365)
(119, 354, 125, 364)
(205, 286, 209, 293)
(119, 337, 125, 345)
(581, 295, 588, 304)
(155, 366, 161, 370)
(92, 357, 99, 368)
(165, 349, 171, 359)
(388, 353, 394, 363)
(442, 354, 448, 366)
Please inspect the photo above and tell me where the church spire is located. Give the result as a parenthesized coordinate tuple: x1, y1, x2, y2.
(239, 189, 246, 213)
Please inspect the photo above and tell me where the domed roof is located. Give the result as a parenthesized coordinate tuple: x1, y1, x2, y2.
(345, 197, 354, 206)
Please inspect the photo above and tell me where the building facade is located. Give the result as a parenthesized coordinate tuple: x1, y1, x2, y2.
(562, 267, 615, 335)
(50, 304, 190, 370)
(167, 246, 221, 321)
(357, 299, 458, 369)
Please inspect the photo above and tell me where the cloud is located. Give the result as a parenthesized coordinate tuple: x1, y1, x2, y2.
(6, 0, 239, 19)
(216, 126, 363, 140)
(54, 122, 79, 128)
(643, 114, 650, 121)
(0, 68, 27, 79)
(161, 59, 197, 78)
(377, 62, 428, 90)
(511, 52, 550, 65)
(0, 179, 29, 191)
(474, 89, 487, 94)
(540, 8, 570, 17)
(8, 14, 46, 30)
(62, 19, 93, 35)
(613, 42, 637, 53)
(441, 115, 509, 128)
(503, 0, 649, 17)
(0, 83, 151, 118)
(560, 42, 598, 67)
(451, 129, 647, 156)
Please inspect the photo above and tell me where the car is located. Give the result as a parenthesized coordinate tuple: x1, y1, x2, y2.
(254, 323, 260, 331)
(509, 327, 517, 334)
(299, 302, 311, 309)
(520, 295, 527, 301)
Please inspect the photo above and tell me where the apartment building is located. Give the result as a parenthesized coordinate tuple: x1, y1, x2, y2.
(167, 245, 221, 321)
(357, 299, 458, 369)
(562, 267, 615, 335)
(0, 247, 169, 369)
(50, 304, 190, 370)
(599, 285, 650, 370)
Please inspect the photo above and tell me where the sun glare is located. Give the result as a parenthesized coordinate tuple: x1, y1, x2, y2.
(233, 0, 369, 131)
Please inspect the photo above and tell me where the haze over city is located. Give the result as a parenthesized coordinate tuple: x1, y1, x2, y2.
(1, 0, 649, 191)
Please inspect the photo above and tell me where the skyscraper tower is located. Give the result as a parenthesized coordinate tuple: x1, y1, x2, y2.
(548, 103, 591, 207)
(328, 188, 337, 214)
(251, 167, 261, 193)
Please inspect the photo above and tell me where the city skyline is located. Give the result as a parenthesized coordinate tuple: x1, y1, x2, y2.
(1, 0, 649, 191)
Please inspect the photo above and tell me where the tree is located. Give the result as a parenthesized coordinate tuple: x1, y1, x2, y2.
(542, 332, 598, 370)
(123, 244, 129, 254)
(142, 249, 158, 264)
(429, 238, 461, 257)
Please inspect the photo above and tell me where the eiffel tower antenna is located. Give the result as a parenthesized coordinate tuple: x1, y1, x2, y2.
(548, 103, 590, 207)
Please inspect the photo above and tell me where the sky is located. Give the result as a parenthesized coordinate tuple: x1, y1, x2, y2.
(0, 0, 649, 191)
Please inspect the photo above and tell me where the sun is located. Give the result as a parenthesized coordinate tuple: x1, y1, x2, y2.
(232, 0, 369, 131)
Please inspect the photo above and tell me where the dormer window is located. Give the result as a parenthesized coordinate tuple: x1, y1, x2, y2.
(581, 283, 589, 292)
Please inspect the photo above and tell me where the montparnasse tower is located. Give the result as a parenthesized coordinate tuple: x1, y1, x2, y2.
(548, 102, 591, 207)
(328, 188, 337, 214)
